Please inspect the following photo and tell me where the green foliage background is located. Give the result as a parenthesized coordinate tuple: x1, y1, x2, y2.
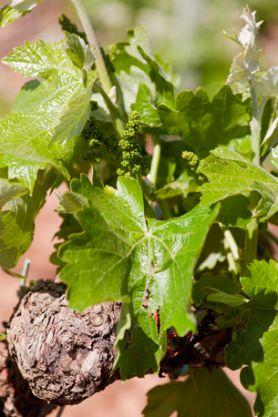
(83, 0, 278, 95)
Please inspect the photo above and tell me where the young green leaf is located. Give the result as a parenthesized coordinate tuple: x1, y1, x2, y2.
(161, 86, 250, 158)
(111, 26, 175, 113)
(155, 169, 198, 200)
(193, 273, 241, 305)
(143, 367, 252, 417)
(0, 0, 42, 28)
(227, 7, 262, 95)
(0, 40, 95, 190)
(198, 149, 278, 219)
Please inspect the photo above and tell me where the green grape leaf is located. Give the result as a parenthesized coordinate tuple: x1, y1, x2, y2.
(226, 260, 278, 366)
(155, 169, 198, 200)
(234, 260, 278, 417)
(0, 169, 56, 269)
(113, 303, 165, 380)
(60, 176, 218, 335)
(115, 311, 162, 379)
(241, 260, 278, 302)
(65, 33, 94, 71)
(0, 41, 94, 190)
(193, 273, 241, 305)
(198, 149, 278, 219)
(0, 178, 31, 268)
(131, 83, 161, 127)
(0, 207, 33, 269)
(2, 40, 77, 77)
(161, 85, 250, 158)
(59, 177, 217, 375)
(111, 26, 175, 113)
(143, 367, 252, 417)
(248, 316, 278, 417)
(207, 290, 247, 307)
(0, 0, 42, 27)
(0, 179, 27, 208)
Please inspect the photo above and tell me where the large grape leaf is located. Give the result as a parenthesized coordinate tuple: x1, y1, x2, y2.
(0, 40, 94, 190)
(59, 177, 217, 375)
(60, 176, 218, 335)
(143, 367, 252, 417)
(198, 149, 278, 219)
(0, 0, 42, 27)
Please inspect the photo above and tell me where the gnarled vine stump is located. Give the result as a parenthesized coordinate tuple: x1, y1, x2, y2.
(7, 281, 121, 406)
(2, 280, 230, 417)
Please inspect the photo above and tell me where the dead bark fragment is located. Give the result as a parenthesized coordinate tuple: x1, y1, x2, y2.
(7, 281, 121, 405)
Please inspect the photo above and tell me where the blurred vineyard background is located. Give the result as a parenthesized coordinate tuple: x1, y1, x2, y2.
(0, 0, 277, 416)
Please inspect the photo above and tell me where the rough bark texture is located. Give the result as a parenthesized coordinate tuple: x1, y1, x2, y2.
(5, 280, 231, 415)
(0, 340, 56, 417)
(7, 281, 121, 406)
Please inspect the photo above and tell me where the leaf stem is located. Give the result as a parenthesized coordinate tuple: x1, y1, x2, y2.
(147, 138, 161, 187)
(21, 258, 31, 287)
(245, 78, 260, 265)
(71, 0, 112, 95)
(249, 78, 260, 165)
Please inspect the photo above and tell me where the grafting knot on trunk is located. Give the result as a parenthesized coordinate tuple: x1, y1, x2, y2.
(7, 281, 121, 406)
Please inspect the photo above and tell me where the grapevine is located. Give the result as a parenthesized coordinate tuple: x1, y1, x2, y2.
(0, 2, 277, 417)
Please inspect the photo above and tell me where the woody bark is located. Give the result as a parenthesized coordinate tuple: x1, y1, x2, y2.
(0, 280, 230, 417)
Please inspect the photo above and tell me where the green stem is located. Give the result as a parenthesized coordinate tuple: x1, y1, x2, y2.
(71, 0, 112, 95)
(249, 78, 259, 120)
(93, 82, 124, 136)
(148, 138, 161, 187)
(244, 77, 260, 265)
(249, 78, 260, 165)
(21, 258, 31, 287)
(244, 216, 259, 264)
